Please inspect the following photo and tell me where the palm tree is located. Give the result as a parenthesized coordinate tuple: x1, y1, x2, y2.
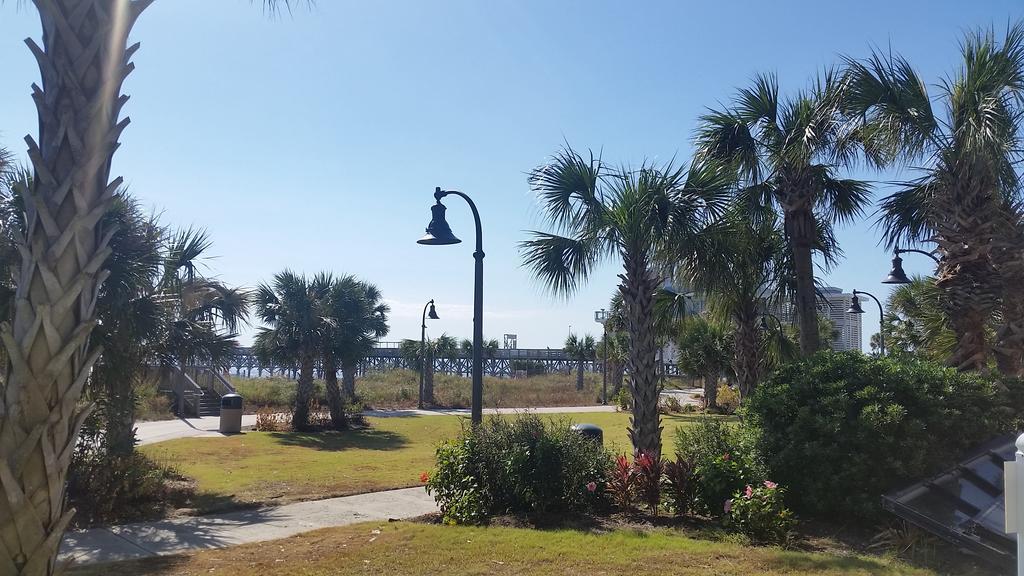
(322, 275, 390, 427)
(253, 271, 331, 431)
(880, 277, 958, 363)
(677, 207, 788, 399)
(696, 72, 870, 357)
(563, 333, 597, 390)
(675, 316, 734, 410)
(520, 145, 731, 459)
(842, 23, 1024, 372)
(2, 3, 306, 571)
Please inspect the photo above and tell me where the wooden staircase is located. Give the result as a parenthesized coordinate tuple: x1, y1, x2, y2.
(197, 388, 221, 417)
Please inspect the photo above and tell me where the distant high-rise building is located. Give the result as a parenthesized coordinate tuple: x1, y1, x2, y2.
(776, 287, 862, 352)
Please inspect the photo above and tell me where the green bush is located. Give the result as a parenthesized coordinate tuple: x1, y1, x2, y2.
(674, 416, 766, 516)
(425, 415, 610, 524)
(744, 351, 1020, 521)
(726, 482, 795, 544)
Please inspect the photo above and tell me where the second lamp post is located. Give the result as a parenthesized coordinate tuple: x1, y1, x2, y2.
(419, 299, 439, 409)
(847, 289, 885, 356)
(417, 187, 485, 425)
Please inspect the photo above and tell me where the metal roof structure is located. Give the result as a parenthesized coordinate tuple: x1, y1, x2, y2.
(882, 433, 1016, 568)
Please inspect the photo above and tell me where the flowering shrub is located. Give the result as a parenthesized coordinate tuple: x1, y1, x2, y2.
(674, 417, 765, 515)
(725, 481, 795, 544)
(425, 415, 610, 524)
(663, 455, 696, 515)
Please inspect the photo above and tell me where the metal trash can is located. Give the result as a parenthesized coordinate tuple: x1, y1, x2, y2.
(219, 393, 243, 433)
(570, 423, 603, 446)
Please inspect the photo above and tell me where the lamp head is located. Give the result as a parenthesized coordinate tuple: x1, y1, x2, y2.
(883, 253, 912, 284)
(847, 294, 866, 315)
(427, 301, 439, 320)
(417, 199, 461, 245)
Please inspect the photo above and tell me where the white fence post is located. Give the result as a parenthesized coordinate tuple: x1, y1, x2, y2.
(1009, 433, 1024, 575)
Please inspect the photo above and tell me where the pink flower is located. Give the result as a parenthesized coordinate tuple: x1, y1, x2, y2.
(744, 485, 754, 499)
(723, 499, 733, 513)
(763, 480, 778, 490)
(722, 453, 730, 461)
(586, 481, 597, 493)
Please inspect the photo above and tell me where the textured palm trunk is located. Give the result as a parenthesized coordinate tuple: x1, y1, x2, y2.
(292, 355, 315, 430)
(620, 254, 662, 460)
(703, 374, 718, 410)
(993, 213, 1024, 376)
(733, 308, 760, 400)
(610, 359, 625, 396)
(341, 362, 357, 400)
(0, 2, 150, 573)
(785, 207, 821, 356)
(933, 176, 998, 373)
(322, 352, 345, 430)
(103, 373, 136, 457)
(575, 361, 584, 390)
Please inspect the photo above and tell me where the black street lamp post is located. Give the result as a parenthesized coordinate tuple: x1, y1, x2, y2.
(418, 187, 485, 425)
(419, 299, 439, 410)
(594, 309, 609, 405)
(847, 289, 885, 356)
(883, 247, 941, 284)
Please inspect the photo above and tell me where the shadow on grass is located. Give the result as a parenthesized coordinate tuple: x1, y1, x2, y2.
(69, 556, 190, 576)
(766, 553, 914, 574)
(268, 428, 409, 452)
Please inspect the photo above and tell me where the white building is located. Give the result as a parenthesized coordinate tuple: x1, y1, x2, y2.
(777, 286, 862, 352)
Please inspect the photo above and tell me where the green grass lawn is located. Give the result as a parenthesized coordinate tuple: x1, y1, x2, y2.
(70, 521, 934, 576)
(142, 412, 713, 512)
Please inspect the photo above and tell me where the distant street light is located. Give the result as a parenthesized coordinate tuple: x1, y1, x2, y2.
(594, 309, 610, 405)
(847, 289, 885, 356)
(419, 299, 439, 410)
(418, 187, 485, 425)
(883, 247, 941, 285)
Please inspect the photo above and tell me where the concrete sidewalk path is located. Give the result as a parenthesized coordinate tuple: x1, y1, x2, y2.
(136, 404, 621, 446)
(59, 487, 437, 566)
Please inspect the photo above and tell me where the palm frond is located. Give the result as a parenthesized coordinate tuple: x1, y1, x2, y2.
(519, 231, 605, 296)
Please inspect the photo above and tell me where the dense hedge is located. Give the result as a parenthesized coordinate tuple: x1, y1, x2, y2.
(425, 415, 609, 524)
(743, 351, 1020, 521)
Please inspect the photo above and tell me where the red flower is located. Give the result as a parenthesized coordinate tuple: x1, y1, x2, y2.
(419, 471, 430, 483)
(722, 453, 730, 461)
(586, 481, 597, 493)
(763, 480, 778, 490)
(744, 485, 754, 499)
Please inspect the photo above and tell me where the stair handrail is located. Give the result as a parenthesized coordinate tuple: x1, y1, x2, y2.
(167, 364, 204, 417)
(198, 366, 236, 397)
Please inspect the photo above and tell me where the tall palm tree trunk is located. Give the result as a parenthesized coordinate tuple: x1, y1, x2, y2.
(322, 352, 345, 430)
(103, 373, 137, 457)
(785, 208, 821, 355)
(933, 178, 998, 372)
(620, 255, 662, 460)
(993, 214, 1024, 376)
(0, 2, 150, 573)
(293, 355, 316, 430)
(703, 374, 718, 410)
(733, 308, 760, 400)
(341, 362, 357, 400)
(575, 360, 584, 390)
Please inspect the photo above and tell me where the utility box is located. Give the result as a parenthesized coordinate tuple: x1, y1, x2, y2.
(571, 423, 603, 446)
(219, 393, 243, 433)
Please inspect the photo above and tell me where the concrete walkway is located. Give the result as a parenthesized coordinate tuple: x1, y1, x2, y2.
(135, 390, 702, 446)
(59, 487, 437, 566)
(136, 405, 619, 446)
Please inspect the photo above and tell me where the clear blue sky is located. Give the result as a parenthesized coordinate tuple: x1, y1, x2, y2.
(2, 1, 1021, 348)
